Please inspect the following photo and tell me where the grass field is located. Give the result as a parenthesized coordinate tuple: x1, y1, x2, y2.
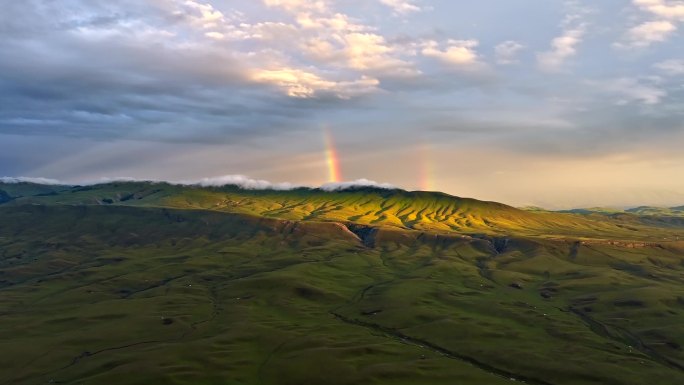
(2, 182, 684, 384)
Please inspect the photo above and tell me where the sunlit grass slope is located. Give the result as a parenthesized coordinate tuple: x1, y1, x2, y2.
(3, 181, 684, 241)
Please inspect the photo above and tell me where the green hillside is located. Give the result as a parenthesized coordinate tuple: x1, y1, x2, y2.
(3, 181, 684, 241)
(2, 182, 684, 384)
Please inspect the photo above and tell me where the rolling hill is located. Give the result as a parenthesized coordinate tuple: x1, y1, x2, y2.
(2, 181, 684, 384)
(3, 181, 684, 241)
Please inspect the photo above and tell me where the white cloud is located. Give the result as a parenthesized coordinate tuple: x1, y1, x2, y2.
(537, 1, 589, 71)
(295, 15, 419, 76)
(618, 1, 683, 48)
(379, 0, 422, 15)
(204, 31, 225, 40)
(654, 59, 684, 75)
(320, 179, 396, 191)
(302, 37, 341, 61)
(190, 175, 298, 190)
(251, 68, 380, 98)
(537, 28, 584, 71)
(0, 177, 64, 185)
(296, 12, 364, 31)
(182, 1, 226, 29)
(172, 0, 410, 99)
(175, 2, 303, 43)
(246, 1, 420, 79)
(495, 41, 525, 65)
(633, 0, 684, 21)
(342, 33, 415, 73)
(422, 39, 480, 66)
(624, 20, 677, 47)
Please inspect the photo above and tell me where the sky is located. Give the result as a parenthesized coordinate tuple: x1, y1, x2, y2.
(1, 0, 683, 209)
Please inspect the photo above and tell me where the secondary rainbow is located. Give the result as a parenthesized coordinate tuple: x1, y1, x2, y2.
(419, 142, 433, 191)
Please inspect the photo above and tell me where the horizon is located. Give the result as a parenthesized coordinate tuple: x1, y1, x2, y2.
(2, 1, 684, 208)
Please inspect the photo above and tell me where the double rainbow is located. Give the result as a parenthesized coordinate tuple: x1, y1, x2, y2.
(323, 129, 435, 191)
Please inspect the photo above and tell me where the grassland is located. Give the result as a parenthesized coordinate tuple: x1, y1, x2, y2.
(1, 182, 684, 384)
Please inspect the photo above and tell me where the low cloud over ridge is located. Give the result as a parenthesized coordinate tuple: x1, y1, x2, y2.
(1, 175, 396, 192)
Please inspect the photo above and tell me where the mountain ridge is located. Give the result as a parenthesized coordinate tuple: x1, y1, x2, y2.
(3, 181, 684, 241)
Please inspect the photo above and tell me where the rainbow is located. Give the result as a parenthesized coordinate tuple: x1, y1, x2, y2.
(418, 142, 433, 191)
(324, 128, 342, 183)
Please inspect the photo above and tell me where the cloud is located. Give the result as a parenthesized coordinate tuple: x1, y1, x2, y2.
(205, 31, 225, 40)
(1, 175, 296, 189)
(320, 179, 396, 191)
(495, 41, 525, 65)
(421, 40, 480, 66)
(536, 1, 589, 72)
(190, 175, 298, 190)
(654, 59, 684, 75)
(295, 14, 419, 77)
(617, 1, 683, 48)
(379, 0, 422, 15)
(0, 176, 64, 185)
(633, 0, 684, 21)
(251, 68, 380, 98)
(343, 33, 417, 74)
(0, 174, 396, 192)
(0, 0, 399, 145)
(537, 28, 584, 71)
(622, 20, 677, 47)
(183, 0, 227, 29)
(295, 12, 363, 31)
(590, 77, 667, 105)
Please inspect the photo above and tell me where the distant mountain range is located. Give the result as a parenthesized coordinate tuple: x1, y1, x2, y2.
(556, 206, 684, 217)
